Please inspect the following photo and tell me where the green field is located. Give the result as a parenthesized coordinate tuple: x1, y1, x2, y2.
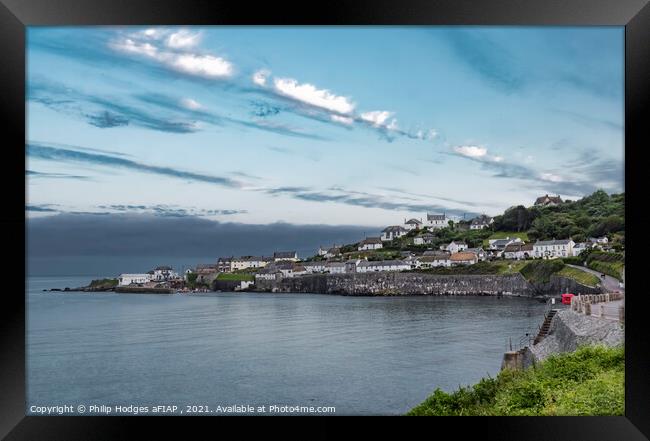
(216, 273, 255, 281)
(408, 345, 624, 416)
(482, 232, 529, 248)
(557, 266, 600, 287)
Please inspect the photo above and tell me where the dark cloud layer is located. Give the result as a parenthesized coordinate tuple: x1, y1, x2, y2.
(27, 214, 378, 259)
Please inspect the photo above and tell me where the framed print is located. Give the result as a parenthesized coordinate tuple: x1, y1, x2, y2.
(2, 0, 649, 439)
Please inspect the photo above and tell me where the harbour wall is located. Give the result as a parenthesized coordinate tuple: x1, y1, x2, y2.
(252, 272, 602, 297)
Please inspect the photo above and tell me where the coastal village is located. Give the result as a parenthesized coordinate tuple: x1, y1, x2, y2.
(113, 193, 621, 293)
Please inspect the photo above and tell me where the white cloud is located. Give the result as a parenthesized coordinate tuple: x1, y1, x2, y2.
(331, 114, 354, 125)
(360, 110, 393, 127)
(110, 38, 159, 58)
(273, 77, 355, 114)
(170, 53, 233, 78)
(252, 69, 270, 87)
(109, 33, 233, 79)
(540, 173, 564, 183)
(454, 145, 488, 159)
(166, 29, 202, 49)
(180, 98, 202, 110)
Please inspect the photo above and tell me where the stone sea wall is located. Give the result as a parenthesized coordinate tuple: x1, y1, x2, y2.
(253, 272, 603, 297)
(254, 272, 531, 296)
(524, 308, 624, 366)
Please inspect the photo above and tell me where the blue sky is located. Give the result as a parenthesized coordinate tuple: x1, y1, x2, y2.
(26, 26, 624, 226)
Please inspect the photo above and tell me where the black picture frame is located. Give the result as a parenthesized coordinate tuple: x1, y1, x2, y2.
(2, 0, 648, 439)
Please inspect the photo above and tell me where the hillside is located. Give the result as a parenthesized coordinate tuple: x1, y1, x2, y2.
(311, 190, 624, 261)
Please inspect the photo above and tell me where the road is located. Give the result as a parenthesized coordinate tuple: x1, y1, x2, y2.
(566, 264, 624, 293)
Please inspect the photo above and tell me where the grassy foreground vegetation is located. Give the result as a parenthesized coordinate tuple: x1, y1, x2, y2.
(408, 345, 624, 416)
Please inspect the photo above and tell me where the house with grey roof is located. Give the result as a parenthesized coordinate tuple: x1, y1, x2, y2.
(426, 213, 447, 229)
(358, 237, 383, 251)
(381, 225, 409, 241)
(533, 239, 575, 259)
(413, 232, 435, 245)
(273, 251, 299, 262)
(534, 194, 563, 206)
(470, 215, 493, 230)
(356, 260, 410, 273)
(403, 218, 423, 230)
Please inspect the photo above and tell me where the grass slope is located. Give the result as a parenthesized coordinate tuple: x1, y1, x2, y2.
(556, 266, 600, 287)
(408, 345, 624, 416)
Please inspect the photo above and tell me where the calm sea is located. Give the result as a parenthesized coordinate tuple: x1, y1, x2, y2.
(26, 275, 547, 416)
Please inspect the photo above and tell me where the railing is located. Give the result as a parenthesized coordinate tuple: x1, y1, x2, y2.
(570, 293, 625, 323)
(506, 297, 553, 352)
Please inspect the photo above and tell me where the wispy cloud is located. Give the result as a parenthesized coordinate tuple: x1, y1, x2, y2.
(109, 28, 234, 79)
(29, 142, 480, 216)
(448, 143, 623, 196)
(445, 31, 525, 93)
(27, 170, 92, 180)
(30, 80, 327, 140)
(262, 186, 475, 218)
(251, 70, 439, 143)
(26, 204, 60, 213)
(27, 143, 244, 188)
(96, 204, 247, 217)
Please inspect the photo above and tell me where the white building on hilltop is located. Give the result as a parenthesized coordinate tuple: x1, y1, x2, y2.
(358, 237, 383, 251)
(426, 213, 447, 229)
(381, 226, 409, 241)
(404, 218, 423, 231)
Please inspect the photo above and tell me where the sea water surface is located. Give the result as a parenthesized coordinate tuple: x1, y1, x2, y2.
(27, 275, 547, 415)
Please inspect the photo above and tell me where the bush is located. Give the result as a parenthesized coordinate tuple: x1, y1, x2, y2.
(561, 256, 584, 266)
(408, 345, 624, 416)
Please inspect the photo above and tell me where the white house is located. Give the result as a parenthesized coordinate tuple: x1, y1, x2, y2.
(413, 233, 435, 245)
(572, 242, 591, 256)
(151, 266, 179, 282)
(503, 243, 534, 260)
(273, 262, 296, 277)
(231, 256, 271, 271)
(441, 241, 468, 254)
(533, 239, 575, 259)
(255, 268, 282, 281)
(381, 226, 409, 241)
(324, 247, 342, 258)
(357, 260, 410, 273)
(415, 255, 451, 268)
(326, 262, 346, 274)
(274, 251, 299, 262)
(488, 237, 522, 251)
(588, 237, 609, 244)
(449, 252, 478, 266)
(426, 213, 447, 229)
(469, 215, 493, 230)
(317, 246, 328, 257)
(118, 273, 152, 286)
(358, 237, 383, 251)
(466, 247, 487, 261)
(302, 261, 328, 273)
(404, 218, 423, 231)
